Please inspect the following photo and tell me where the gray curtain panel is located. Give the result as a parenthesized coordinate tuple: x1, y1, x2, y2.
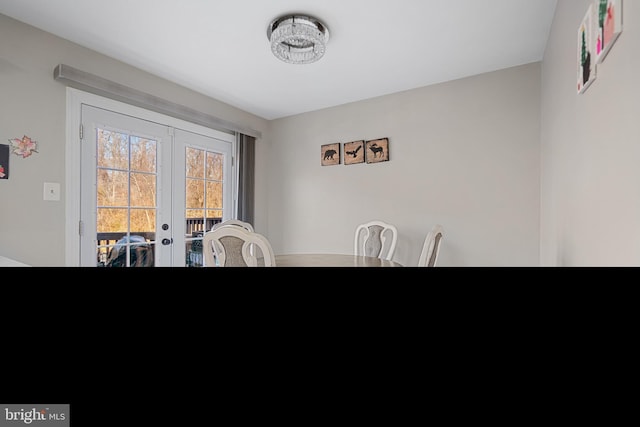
(237, 133, 255, 224)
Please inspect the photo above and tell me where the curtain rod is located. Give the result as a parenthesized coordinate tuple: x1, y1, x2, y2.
(53, 64, 261, 139)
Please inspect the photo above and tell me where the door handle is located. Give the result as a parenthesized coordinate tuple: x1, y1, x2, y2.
(161, 238, 173, 245)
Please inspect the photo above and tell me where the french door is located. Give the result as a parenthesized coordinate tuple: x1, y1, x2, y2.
(79, 104, 234, 267)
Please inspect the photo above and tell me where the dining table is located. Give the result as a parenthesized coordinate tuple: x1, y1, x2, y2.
(274, 253, 402, 267)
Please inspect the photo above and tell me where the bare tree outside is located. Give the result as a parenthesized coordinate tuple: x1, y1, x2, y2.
(185, 147, 223, 228)
(96, 129, 157, 266)
(97, 130, 157, 233)
(95, 130, 225, 267)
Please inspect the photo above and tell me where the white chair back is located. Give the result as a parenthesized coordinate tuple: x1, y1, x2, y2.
(417, 225, 444, 267)
(211, 219, 256, 257)
(203, 226, 275, 267)
(211, 219, 254, 232)
(354, 220, 398, 261)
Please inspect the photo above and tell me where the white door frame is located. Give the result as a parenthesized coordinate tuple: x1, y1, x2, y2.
(65, 88, 236, 266)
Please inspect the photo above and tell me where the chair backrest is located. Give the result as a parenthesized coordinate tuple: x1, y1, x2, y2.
(202, 226, 275, 267)
(211, 219, 254, 232)
(210, 219, 256, 257)
(417, 225, 444, 267)
(354, 220, 398, 261)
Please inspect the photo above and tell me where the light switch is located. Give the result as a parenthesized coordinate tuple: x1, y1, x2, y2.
(43, 182, 60, 201)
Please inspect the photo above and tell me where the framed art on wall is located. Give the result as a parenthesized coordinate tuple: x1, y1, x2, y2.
(0, 144, 9, 179)
(365, 138, 389, 164)
(596, 0, 623, 63)
(577, 3, 597, 94)
(321, 143, 340, 166)
(343, 140, 365, 165)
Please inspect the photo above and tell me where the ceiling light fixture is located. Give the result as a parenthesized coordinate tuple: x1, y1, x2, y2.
(267, 14, 330, 65)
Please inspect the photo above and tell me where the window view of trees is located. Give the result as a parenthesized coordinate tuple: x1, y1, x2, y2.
(96, 129, 157, 234)
(96, 129, 157, 267)
(94, 129, 225, 267)
(185, 147, 224, 232)
(184, 147, 225, 268)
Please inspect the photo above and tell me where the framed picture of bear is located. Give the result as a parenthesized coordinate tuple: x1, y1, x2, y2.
(321, 143, 340, 166)
(343, 140, 365, 165)
(365, 138, 389, 164)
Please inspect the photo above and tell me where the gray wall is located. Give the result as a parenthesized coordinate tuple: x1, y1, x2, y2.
(0, 14, 268, 266)
(540, 1, 640, 266)
(264, 63, 542, 266)
(2, 12, 546, 268)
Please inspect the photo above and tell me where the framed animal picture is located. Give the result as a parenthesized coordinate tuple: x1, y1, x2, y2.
(321, 143, 340, 166)
(343, 140, 365, 165)
(365, 138, 389, 164)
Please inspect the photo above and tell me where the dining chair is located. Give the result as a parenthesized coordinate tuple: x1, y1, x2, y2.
(202, 226, 275, 267)
(417, 224, 444, 267)
(211, 219, 256, 257)
(354, 220, 398, 261)
(211, 219, 254, 232)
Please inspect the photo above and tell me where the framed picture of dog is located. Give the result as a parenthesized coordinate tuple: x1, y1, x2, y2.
(321, 143, 340, 166)
(365, 138, 389, 164)
(343, 140, 365, 165)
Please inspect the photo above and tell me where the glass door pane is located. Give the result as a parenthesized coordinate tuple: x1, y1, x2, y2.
(81, 105, 170, 267)
(95, 131, 158, 267)
(80, 105, 234, 267)
(173, 129, 233, 267)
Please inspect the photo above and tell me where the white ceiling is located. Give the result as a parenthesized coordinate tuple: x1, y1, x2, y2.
(0, 0, 557, 120)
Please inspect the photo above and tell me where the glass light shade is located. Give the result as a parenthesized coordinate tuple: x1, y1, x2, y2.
(267, 15, 329, 64)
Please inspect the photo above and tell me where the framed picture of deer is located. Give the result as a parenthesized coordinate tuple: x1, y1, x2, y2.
(321, 143, 340, 166)
(365, 138, 389, 164)
(343, 140, 365, 165)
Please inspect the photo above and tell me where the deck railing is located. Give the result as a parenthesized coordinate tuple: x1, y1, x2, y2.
(97, 217, 222, 266)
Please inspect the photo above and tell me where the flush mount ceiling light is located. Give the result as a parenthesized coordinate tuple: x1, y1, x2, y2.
(267, 14, 330, 64)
